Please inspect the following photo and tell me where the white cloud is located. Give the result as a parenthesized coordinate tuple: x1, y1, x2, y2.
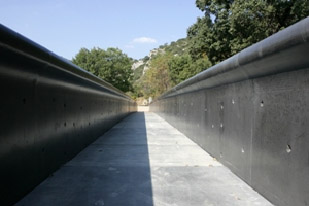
(132, 37, 158, 44)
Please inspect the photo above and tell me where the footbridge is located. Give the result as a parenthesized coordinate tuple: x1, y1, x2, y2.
(1, 18, 309, 206)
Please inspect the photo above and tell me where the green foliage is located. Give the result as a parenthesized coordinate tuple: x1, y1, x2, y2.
(142, 56, 150, 62)
(72, 47, 133, 92)
(136, 54, 172, 99)
(230, 0, 309, 54)
(189, 0, 309, 64)
(188, 0, 233, 64)
(133, 50, 212, 99)
(131, 37, 213, 99)
(165, 38, 190, 56)
(133, 64, 144, 82)
(157, 38, 190, 56)
(168, 55, 211, 86)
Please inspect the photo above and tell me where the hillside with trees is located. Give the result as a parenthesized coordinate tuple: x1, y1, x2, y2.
(132, 0, 309, 101)
(131, 39, 211, 100)
(72, 0, 309, 103)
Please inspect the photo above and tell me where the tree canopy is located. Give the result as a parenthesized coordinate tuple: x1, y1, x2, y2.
(72, 47, 133, 92)
(188, 0, 309, 64)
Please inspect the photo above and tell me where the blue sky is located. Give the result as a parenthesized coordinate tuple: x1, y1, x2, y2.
(0, 0, 203, 60)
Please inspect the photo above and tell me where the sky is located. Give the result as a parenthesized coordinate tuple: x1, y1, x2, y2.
(0, 0, 204, 60)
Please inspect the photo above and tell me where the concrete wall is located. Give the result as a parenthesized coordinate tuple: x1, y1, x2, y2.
(0, 25, 136, 205)
(150, 18, 309, 206)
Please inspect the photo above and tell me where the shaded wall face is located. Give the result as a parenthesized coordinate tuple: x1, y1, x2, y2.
(0, 44, 136, 205)
(150, 68, 309, 206)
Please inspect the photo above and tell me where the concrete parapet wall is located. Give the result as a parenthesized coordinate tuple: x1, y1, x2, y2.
(0, 25, 137, 205)
(150, 18, 309, 206)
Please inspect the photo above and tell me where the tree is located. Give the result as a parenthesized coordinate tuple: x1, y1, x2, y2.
(137, 54, 172, 99)
(188, 0, 309, 64)
(230, 0, 309, 54)
(168, 55, 211, 86)
(188, 0, 233, 64)
(72, 47, 133, 92)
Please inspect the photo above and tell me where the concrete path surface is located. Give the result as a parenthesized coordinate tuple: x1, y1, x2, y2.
(137, 105, 149, 112)
(18, 112, 273, 206)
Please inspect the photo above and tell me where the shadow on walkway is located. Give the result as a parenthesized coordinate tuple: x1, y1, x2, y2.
(18, 112, 153, 206)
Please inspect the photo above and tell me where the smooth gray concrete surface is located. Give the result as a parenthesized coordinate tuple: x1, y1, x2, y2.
(150, 67, 309, 206)
(18, 112, 272, 206)
(0, 24, 136, 205)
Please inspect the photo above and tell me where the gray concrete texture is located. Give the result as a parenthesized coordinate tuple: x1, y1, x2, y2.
(0, 24, 136, 205)
(150, 67, 309, 206)
(150, 18, 309, 206)
(18, 112, 272, 206)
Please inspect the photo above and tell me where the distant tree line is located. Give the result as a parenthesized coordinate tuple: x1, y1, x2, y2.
(72, 0, 309, 100)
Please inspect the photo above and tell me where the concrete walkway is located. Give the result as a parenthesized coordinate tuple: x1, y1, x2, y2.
(18, 112, 272, 206)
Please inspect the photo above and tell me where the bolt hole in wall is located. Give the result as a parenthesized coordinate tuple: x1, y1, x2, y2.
(286, 144, 291, 153)
(260, 100, 264, 107)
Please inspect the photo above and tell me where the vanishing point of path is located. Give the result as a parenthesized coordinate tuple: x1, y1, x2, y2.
(18, 112, 272, 206)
